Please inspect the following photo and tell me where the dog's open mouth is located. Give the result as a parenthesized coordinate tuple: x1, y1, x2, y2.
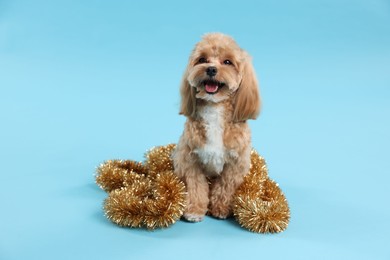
(203, 80, 225, 94)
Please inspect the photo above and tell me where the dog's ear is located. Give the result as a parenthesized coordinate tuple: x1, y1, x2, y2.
(232, 56, 261, 122)
(179, 71, 197, 118)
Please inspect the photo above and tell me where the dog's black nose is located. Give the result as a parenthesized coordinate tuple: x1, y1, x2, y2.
(206, 66, 218, 77)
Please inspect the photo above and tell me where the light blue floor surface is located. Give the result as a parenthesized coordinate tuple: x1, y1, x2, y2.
(1, 1, 389, 259)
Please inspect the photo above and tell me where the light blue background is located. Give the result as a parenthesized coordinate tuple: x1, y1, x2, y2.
(1, 0, 389, 259)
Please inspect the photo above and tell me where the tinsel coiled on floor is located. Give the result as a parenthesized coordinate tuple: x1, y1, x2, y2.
(232, 150, 290, 233)
(95, 144, 290, 233)
(96, 144, 186, 229)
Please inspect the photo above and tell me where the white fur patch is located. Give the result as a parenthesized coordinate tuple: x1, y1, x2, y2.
(195, 105, 225, 175)
(183, 213, 204, 222)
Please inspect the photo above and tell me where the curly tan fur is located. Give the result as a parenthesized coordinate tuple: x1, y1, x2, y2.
(173, 33, 261, 222)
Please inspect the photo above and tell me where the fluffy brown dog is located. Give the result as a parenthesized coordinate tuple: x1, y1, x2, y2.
(173, 33, 260, 222)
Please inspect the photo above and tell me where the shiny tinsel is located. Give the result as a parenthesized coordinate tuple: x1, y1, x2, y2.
(104, 170, 186, 229)
(145, 144, 176, 176)
(96, 160, 148, 192)
(96, 145, 290, 233)
(96, 145, 186, 229)
(233, 149, 290, 233)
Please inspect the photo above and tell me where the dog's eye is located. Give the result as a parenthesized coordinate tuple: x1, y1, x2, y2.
(198, 57, 207, 64)
(223, 60, 233, 65)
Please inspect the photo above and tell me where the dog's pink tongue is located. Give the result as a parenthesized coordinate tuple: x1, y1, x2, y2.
(205, 83, 218, 93)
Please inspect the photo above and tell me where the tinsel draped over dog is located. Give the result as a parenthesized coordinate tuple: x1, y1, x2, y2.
(95, 144, 290, 233)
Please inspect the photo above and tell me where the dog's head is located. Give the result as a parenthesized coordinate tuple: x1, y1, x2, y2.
(179, 33, 260, 122)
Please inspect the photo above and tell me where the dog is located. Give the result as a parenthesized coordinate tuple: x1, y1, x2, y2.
(173, 33, 260, 222)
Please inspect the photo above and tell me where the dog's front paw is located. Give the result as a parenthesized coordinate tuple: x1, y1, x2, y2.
(209, 204, 232, 219)
(183, 213, 205, 222)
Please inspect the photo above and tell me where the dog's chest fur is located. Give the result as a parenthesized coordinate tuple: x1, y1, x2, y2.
(195, 105, 226, 175)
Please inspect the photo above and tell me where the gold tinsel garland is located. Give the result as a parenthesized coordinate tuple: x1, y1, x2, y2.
(103, 171, 186, 229)
(96, 145, 186, 230)
(95, 144, 290, 233)
(232, 149, 290, 233)
(96, 160, 148, 192)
